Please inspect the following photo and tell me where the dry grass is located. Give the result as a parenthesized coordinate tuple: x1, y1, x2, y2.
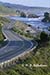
(15, 21, 28, 31)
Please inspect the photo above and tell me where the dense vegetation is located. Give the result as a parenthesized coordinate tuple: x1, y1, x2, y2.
(40, 31, 49, 42)
(0, 17, 10, 46)
(0, 17, 10, 23)
(0, 23, 4, 42)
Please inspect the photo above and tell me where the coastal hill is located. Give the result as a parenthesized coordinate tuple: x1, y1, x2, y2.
(0, 1, 50, 15)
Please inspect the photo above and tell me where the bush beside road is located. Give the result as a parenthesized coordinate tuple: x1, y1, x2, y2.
(0, 17, 10, 47)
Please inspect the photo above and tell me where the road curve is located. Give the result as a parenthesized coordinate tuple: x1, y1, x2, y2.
(0, 20, 37, 63)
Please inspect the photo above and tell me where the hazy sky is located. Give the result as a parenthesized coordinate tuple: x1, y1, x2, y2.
(0, 0, 50, 7)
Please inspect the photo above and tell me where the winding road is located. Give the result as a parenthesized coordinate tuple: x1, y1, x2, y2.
(0, 19, 37, 64)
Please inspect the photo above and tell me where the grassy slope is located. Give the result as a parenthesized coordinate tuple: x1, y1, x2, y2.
(0, 5, 16, 15)
(12, 21, 34, 39)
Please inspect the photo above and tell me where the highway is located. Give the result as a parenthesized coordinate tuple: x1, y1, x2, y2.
(0, 20, 37, 63)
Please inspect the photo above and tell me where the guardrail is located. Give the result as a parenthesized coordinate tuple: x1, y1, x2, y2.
(0, 20, 38, 68)
(0, 41, 38, 68)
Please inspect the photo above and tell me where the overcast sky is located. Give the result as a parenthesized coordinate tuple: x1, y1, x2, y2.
(0, 0, 50, 7)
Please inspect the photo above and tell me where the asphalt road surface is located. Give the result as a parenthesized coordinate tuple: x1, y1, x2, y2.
(0, 20, 36, 63)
